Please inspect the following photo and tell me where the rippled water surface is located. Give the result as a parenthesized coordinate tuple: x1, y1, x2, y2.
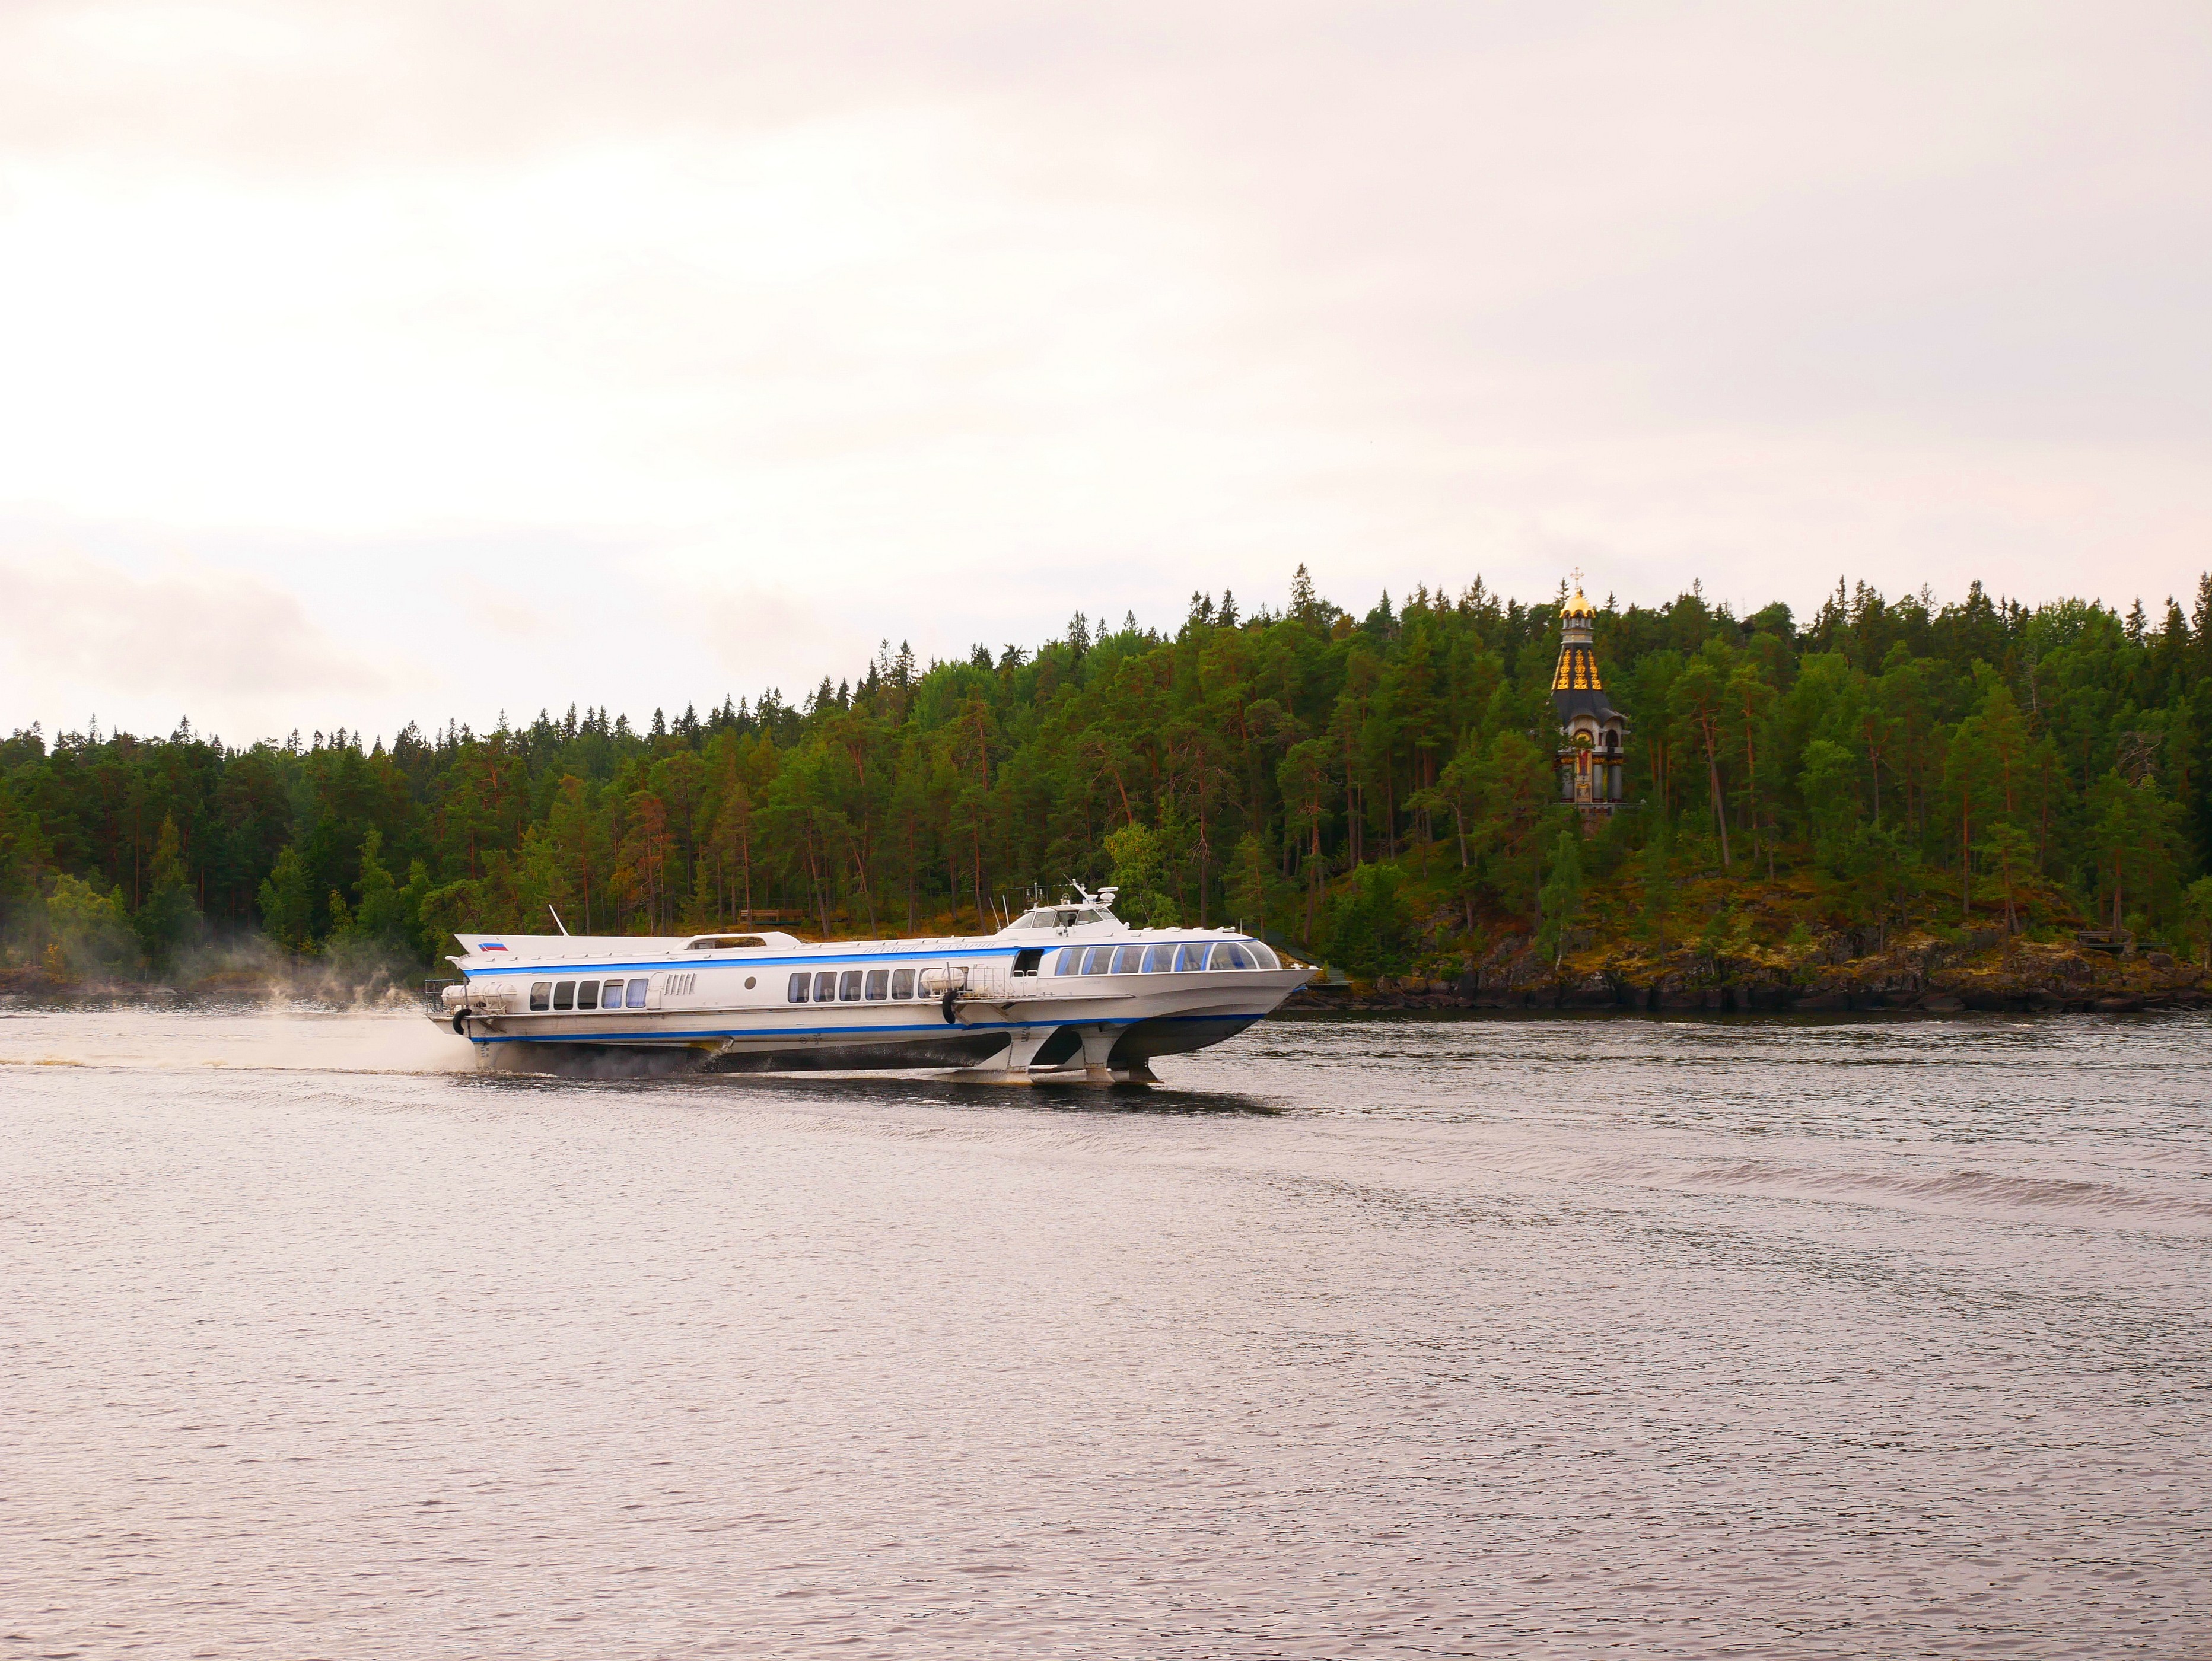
(4, 1006, 2208, 1658)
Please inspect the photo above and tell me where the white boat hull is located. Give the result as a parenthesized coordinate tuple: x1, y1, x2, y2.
(434, 915, 1309, 1083)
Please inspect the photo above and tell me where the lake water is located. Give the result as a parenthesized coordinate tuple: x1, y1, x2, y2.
(3, 1006, 2208, 1659)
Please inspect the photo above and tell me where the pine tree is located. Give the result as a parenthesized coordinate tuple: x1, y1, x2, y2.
(1535, 829, 1584, 966)
(1102, 820, 1178, 927)
(353, 829, 405, 944)
(133, 814, 201, 975)
(258, 846, 314, 953)
(1640, 815, 1677, 949)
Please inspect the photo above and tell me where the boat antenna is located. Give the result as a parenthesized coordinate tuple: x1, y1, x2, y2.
(548, 905, 570, 937)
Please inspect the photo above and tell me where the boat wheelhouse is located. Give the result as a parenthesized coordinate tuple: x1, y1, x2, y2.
(434, 889, 1310, 1082)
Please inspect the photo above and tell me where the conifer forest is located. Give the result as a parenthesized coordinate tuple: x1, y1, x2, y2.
(8, 568, 2212, 985)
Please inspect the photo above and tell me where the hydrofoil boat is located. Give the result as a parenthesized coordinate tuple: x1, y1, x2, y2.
(432, 888, 1310, 1082)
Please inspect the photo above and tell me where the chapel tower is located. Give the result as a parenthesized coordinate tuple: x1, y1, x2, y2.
(1552, 575, 1629, 827)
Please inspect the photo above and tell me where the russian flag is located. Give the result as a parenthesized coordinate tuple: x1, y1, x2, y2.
(480, 942, 508, 952)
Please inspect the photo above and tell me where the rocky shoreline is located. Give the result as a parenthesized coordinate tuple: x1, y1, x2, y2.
(9, 933, 2206, 1017)
(1287, 931, 2212, 1015)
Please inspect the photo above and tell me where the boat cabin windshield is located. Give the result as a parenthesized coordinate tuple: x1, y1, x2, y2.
(1008, 908, 1108, 930)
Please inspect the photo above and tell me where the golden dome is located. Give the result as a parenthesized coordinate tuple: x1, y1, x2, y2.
(1561, 585, 1596, 619)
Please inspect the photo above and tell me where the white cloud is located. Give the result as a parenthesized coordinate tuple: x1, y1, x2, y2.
(673, 583, 877, 708)
(0, 1, 2206, 739)
(0, 549, 407, 739)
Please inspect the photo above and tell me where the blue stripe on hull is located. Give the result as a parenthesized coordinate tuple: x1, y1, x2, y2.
(464, 946, 1030, 979)
(468, 1010, 1259, 1046)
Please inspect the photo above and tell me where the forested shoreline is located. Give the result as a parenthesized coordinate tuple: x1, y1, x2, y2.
(7, 568, 2212, 991)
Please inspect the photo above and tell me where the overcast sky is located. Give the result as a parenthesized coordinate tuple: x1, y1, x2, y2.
(2, 1, 2207, 746)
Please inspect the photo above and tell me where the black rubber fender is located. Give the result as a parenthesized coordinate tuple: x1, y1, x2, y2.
(452, 1010, 469, 1036)
(941, 988, 960, 1025)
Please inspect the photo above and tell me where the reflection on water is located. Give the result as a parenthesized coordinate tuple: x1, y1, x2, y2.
(4, 1005, 2208, 1658)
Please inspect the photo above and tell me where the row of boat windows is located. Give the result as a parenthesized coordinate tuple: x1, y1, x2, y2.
(791, 968, 926, 1004)
(530, 977, 648, 1012)
(520, 941, 1280, 1012)
(1057, 941, 1270, 975)
(783, 941, 1275, 1003)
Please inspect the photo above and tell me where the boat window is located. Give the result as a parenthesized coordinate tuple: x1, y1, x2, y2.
(788, 972, 809, 1003)
(1054, 948, 1083, 976)
(891, 968, 914, 999)
(1209, 942, 1256, 970)
(839, 970, 863, 1002)
(1078, 946, 1107, 975)
(529, 981, 551, 1011)
(1141, 944, 1173, 972)
(1110, 945, 1144, 974)
(814, 971, 837, 1003)
(1173, 944, 1206, 973)
(1245, 943, 1279, 970)
(686, 935, 765, 950)
(578, 979, 601, 1010)
(1013, 949, 1043, 977)
(553, 979, 575, 1011)
(865, 969, 889, 1000)
(626, 978, 648, 1008)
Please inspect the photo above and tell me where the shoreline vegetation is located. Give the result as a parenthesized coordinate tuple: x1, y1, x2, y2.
(1291, 927, 2208, 1014)
(7, 569, 2212, 1014)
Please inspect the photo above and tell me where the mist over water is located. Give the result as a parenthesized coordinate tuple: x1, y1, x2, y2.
(5, 1007, 2208, 1657)
(0, 998, 464, 1077)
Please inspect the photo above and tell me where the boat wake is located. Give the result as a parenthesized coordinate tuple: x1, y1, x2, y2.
(0, 1007, 467, 1077)
(1675, 1154, 2212, 1231)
